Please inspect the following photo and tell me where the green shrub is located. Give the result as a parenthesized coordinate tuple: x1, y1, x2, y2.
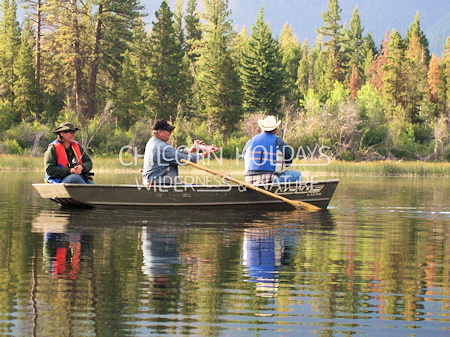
(0, 139, 24, 154)
(0, 101, 15, 131)
(3, 122, 52, 154)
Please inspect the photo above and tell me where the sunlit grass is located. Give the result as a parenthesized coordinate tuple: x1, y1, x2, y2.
(1, 154, 449, 177)
(304, 160, 450, 177)
(0, 155, 43, 171)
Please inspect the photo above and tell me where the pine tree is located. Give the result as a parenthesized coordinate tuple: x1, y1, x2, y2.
(361, 33, 377, 79)
(279, 23, 301, 107)
(316, 0, 344, 82)
(114, 50, 145, 129)
(342, 6, 364, 84)
(383, 30, 407, 112)
(240, 7, 286, 114)
(310, 46, 329, 102)
(185, 0, 202, 65)
(439, 37, 450, 111)
(195, 0, 242, 134)
(229, 26, 248, 72)
(201, 0, 233, 39)
(405, 26, 429, 122)
(427, 54, 439, 105)
(368, 31, 389, 92)
(147, 0, 186, 119)
(296, 41, 311, 104)
(113, 17, 150, 128)
(13, 21, 38, 121)
(196, 29, 243, 133)
(21, 0, 46, 120)
(0, 0, 21, 108)
(405, 12, 430, 64)
(86, 0, 144, 119)
(174, 0, 185, 48)
(349, 64, 361, 98)
(42, 0, 92, 123)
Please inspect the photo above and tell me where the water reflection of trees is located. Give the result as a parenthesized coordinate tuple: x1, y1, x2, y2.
(289, 214, 450, 325)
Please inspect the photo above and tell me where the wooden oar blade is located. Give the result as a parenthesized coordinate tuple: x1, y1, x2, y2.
(291, 200, 322, 212)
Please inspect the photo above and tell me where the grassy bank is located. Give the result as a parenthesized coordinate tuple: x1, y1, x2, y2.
(1, 154, 449, 177)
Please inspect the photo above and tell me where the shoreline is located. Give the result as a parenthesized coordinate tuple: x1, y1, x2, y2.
(0, 155, 449, 177)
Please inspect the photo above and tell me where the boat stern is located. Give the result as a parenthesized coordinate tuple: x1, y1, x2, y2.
(32, 183, 93, 207)
(33, 183, 71, 199)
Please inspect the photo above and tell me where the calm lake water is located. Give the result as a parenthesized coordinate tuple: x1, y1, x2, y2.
(0, 171, 449, 336)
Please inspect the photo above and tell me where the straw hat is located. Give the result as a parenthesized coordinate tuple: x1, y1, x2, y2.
(257, 116, 281, 131)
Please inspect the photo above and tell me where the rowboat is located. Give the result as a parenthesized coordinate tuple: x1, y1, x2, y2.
(33, 179, 339, 211)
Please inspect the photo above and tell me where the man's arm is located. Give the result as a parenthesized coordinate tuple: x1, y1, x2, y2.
(276, 137, 294, 167)
(79, 146, 93, 173)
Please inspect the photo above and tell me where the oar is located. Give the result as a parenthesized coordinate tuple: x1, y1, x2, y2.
(180, 159, 321, 211)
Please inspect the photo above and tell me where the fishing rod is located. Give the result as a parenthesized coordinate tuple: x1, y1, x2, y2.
(81, 100, 113, 155)
(71, 101, 114, 176)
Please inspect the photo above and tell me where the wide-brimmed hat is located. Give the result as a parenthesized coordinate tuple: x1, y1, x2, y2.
(153, 119, 175, 132)
(53, 122, 81, 134)
(258, 116, 281, 131)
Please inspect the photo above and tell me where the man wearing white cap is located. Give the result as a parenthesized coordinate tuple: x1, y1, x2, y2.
(242, 116, 301, 185)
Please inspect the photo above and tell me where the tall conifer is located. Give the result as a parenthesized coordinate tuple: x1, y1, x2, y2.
(316, 0, 344, 82)
(296, 41, 311, 104)
(240, 7, 286, 114)
(342, 6, 364, 84)
(14, 21, 38, 121)
(279, 23, 301, 107)
(43, 0, 92, 123)
(427, 54, 440, 105)
(147, 0, 186, 119)
(383, 30, 407, 112)
(113, 17, 150, 128)
(86, 0, 144, 119)
(21, 0, 45, 120)
(405, 12, 430, 64)
(0, 0, 21, 107)
(185, 0, 202, 65)
(439, 38, 450, 111)
(405, 29, 428, 122)
(195, 0, 242, 134)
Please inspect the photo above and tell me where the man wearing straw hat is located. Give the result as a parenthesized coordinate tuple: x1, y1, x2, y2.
(44, 122, 95, 184)
(243, 115, 301, 185)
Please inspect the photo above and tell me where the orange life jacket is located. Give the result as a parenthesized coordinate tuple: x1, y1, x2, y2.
(52, 140, 83, 167)
(45, 140, 83, 183)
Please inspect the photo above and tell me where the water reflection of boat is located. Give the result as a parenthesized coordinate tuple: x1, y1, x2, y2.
(28, 207, 337, 335)
(32, 211, 70, 233)
(32, 180, 339, 210)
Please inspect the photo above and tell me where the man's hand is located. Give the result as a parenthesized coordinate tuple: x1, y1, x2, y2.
(189, 140, 206, 153)
(189, 139, 220, 156)
(70, 165, 83, 175)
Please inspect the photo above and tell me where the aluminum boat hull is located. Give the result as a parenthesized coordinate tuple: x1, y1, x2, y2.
(33, 180, 339, 210)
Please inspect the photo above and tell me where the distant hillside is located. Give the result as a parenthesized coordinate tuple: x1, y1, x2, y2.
(142, 0, 450, 55)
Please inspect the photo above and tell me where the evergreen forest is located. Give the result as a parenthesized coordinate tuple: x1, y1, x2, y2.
(0, 0, 449, 161)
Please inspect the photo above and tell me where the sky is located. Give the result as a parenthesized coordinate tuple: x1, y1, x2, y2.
(141, 0, 450, 55)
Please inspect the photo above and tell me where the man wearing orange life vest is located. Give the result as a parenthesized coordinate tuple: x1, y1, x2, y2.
(44, 122, 95, 184)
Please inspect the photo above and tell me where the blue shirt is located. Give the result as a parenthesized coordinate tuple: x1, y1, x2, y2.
(243, 132, 294, 176)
